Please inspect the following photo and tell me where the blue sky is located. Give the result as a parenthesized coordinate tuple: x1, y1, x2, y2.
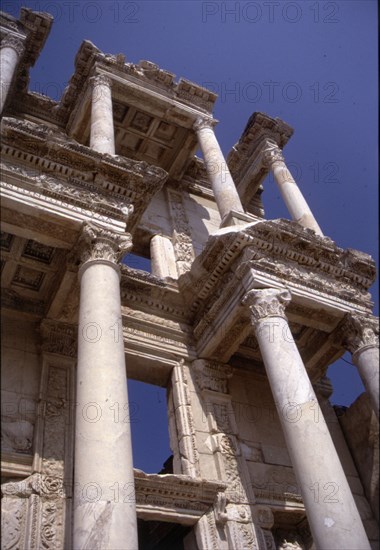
(4, 1, 378, 472)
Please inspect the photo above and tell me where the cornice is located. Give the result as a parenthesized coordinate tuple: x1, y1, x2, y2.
(1, 117, 168, 231)
(56, 43, 218, 125)
(181, 218, 376, 319)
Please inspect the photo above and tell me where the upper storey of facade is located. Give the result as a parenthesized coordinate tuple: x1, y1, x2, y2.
(0, 8, 377, 381)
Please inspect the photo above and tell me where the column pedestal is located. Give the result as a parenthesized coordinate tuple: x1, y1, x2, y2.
(0, 35, 24, 114)
(90, 74, 115, 155)
(194, 117, 244, 223)
(73, 224, 138, 550)
(263, 141, 323, 236)
(243, 288, 370, 550)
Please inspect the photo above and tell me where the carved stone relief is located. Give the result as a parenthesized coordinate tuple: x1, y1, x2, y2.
(167, 188, 195, 275)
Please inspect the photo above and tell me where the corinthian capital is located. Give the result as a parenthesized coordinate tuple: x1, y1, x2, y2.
(242, 288, 291, 326)
(1, 35, 25, 57)
(335, 313, 379, 356)
(193, 117, 216, 132)
(71, 223, 132, 272)
(90, 73, 112, 88)
(262, 140, 285, 168)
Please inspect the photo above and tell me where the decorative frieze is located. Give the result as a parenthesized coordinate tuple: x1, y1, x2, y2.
(193, 360, 233, 394)
(40, 320, 77, 358)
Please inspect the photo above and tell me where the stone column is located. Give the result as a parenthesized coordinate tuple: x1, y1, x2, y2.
(0, 35, 25, 114)
(263, 141, 323, 236)
(73, 223, 138, 550)
(150, 234, 177, 278)
(242, 288, 370, 550)
(194, 117, 244, 222)
(338, 313, 379, 420)
(90, 74, 115, 155)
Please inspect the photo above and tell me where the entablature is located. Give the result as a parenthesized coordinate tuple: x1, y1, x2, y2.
(179, 218, 376, 379)
(227, 112, 294, 208)
(1, 116, 168, 232)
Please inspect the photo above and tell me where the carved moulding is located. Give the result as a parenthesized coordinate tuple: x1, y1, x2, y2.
(193, 359, 233, 394)
(167, 187, 195, 276)
(181, 218, 376, 323)
(134, 469, 226, 523)
(1, 473, 66, 550)
(170, 361, 200, 476)
(1, 117, 168, 231)
(0, 159, 134, 225)
(40, 319, 77, 358)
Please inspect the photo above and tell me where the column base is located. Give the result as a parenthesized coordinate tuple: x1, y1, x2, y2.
(220, 210, 262, 228)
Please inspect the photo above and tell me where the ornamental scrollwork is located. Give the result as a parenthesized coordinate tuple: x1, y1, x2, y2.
(73, 222, 133, 269)
(242, 288, 291, 326)
(335, 313, 379, 355)
(193, 117, 216, 132)
(262, 140, 285, 167)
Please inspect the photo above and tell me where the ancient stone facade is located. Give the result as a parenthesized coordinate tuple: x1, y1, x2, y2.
(1, 8, 379, 550)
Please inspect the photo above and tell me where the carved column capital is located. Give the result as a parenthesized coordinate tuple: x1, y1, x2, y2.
(335, 313, 379, 356)
(1, 35, 25, 57)
(262, 140, 285, 168)
(242, 288, 291, 326)
(90, 73, 112, 89)
(193, 116, 216, 132)
(71, 223, 132, 276)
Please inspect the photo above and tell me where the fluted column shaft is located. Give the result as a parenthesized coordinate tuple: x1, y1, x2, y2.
(90, 74, 115, 155)
(194, 117, 244, 222)
(243, 288, 370, 550)
(338, 314, 379, 420)
(73, 224, 138, 550)
(263, 141, 323, 236)
(0, 35, 25, 114)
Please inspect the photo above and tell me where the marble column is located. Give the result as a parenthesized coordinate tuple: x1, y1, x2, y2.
(73, 223, 138, 550)
(90, 74, 115, 155)
(263, 141, 323, 236)
(150, 234, 177, 278)
(242, 288, 370, 550)
(194, 117, 244, 222)
(0, 35, 25, 114)
(338, 313, 379, 420)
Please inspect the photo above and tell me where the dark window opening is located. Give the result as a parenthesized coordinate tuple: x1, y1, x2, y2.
(138, 519, 192, 550)
(122, 252, 151, 273)
(127, 380, 171, 473)
(328, 353, 365, 406)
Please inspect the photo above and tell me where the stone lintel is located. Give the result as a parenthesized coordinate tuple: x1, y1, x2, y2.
(134, 469, 226, 524)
